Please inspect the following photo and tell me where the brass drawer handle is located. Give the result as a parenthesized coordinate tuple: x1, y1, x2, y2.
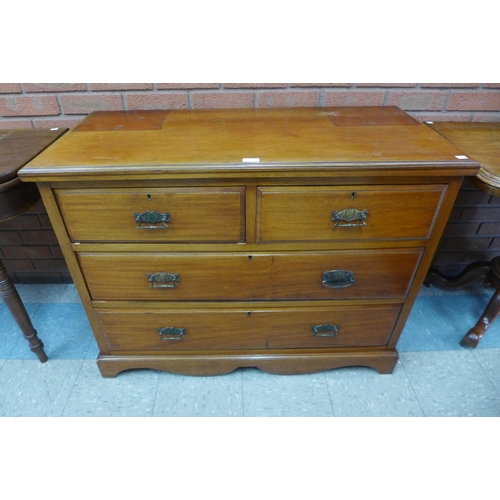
(331, 208, 368, 227)
(322, 270, 355, 288)
(158, 327, 186, 340)
(147, 272, 180, 288)
(134, 210, 170, 229)
(312, 324, 339, 337)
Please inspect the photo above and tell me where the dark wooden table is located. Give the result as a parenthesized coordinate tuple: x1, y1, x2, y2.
(0, 128, 67, 362)
(425, 122, 500, 347)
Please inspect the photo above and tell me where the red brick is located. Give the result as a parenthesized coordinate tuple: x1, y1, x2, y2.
(443, 237, 492, 251)
(447, 91, 500, 111)
(0, 96, 59, 116)
(0, 119, 33, 129)
(464, 250, 500, 261)
(324, 91, 385, 107)
(355, 83, 416, 87)
(462, 207, 500, 222)
(38, 214, 53, 228)
(25, 199, 46, 214)
(126, 93, 188, 110)
(226, 83, 286, 88)
(431, 251, 467, 265)
(291, 83, 351, 87)
(0, 215, 41, 230)
(386, 91, 447, 110)
(89, 83, 152, 91)
(0, 83, 22, 93)
(0, 231, 22, 245)
(21, 230, 59, 245)
(460, 178, 479, 191)
(33, 118, 84, 130)
(436, 238, 448, 252)
(483, 83, 500, 88)
(51, 246, 64, 258)
(60, 94, 123, 114)
(33, 259, 68, 271)
(24, 83, 87, 92)
(2, 246, 52, 259)
(157, 83, 219, 90)
(258, 91, 319, 108)
(477, 223, 500, 235)
(442, 222, 480, 237)
(472, 113, 500, 122)
(16, 272, 64, 284)
(191, 92, 254, 109)
(61, 272, 74, 283)
(448, 207, 463, 222)
(455, 190, 491, 205)
(3, 259, 34, 272)
(412, 113, 471, 123)
(420, 83, 479, 88)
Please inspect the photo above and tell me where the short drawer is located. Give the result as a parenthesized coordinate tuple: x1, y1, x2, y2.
(80, 248, 421, 301)
(257, 184, 446, 242)
(56, 187, 245, 242)
(96, 304, 402, 351)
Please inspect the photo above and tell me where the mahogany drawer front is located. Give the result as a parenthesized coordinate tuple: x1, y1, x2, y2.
(56, 187, 245, 243)
(256, 184, 447, 242)
(270, 249, 422, 300)
(96, 304, 402, 351)
(79, 248, 421, 301)
(80, 252, 273, 301)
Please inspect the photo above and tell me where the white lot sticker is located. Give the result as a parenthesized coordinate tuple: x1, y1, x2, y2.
(242, 158, 260, 162)
(455, 155, 469, 159)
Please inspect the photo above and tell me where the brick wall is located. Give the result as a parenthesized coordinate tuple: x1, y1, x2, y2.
(1, 83, 500, 130)
(432, 178, 500, 276)
(0, 199, 72, 283)
(1, 83, 499, 282)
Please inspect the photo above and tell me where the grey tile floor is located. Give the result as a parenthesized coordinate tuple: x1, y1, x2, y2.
(1, 283, 500, 417)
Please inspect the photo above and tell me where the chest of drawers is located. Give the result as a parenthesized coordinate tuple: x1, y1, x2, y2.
(19, 107, 479, 377)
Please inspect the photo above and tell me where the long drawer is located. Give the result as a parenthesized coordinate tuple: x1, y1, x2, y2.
(56, 187, 245, 242)
(96, 304, 402, 351)
(257, 184, 447, 242)
(79, 248, 422, 301)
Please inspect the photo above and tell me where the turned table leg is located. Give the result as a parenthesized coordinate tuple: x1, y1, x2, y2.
(426, 256, 500, 348)
(0, 259, 48, 363)
(460, 288, 500, 347)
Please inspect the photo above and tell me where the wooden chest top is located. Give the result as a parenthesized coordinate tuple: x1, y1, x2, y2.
(19, 107, 479, 181)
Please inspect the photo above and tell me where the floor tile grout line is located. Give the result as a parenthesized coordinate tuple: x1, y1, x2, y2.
(28, 301, 43, 319)
(470, 348, 500, 399)
(399, 348, 500, 417)
(60, 358, 86, 417)
(241, 369, 245, 417)
(15, 284, 53, 305)
(40, 284, 54, 304)
(150, 371, 163, 417)
(322, 371, 337, 417)
(397, 356, 428, 417)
